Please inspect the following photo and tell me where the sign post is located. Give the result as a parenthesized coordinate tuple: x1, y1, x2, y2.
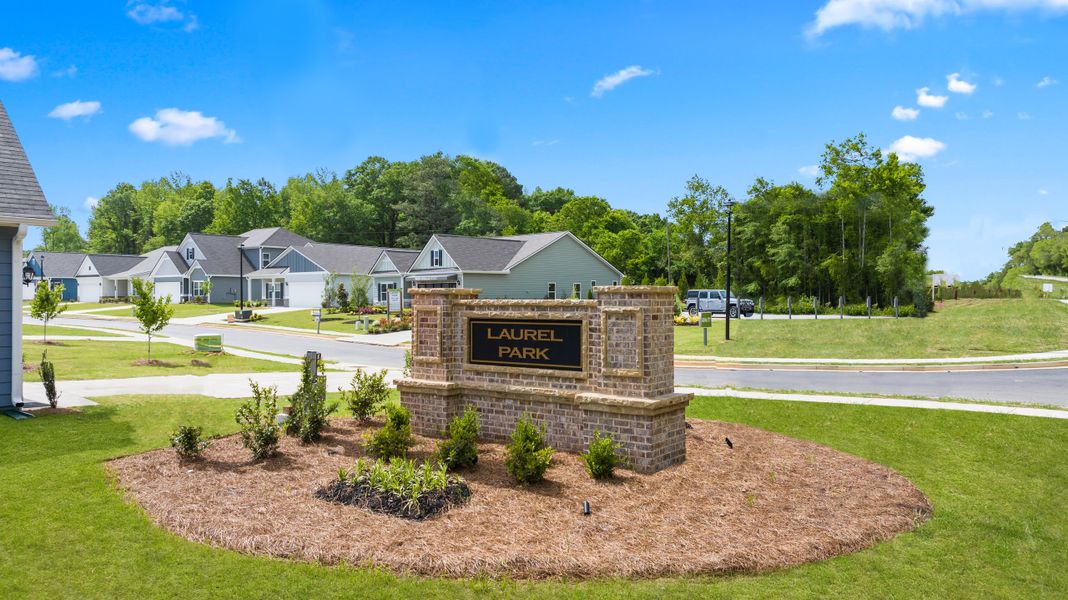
(311, 309, 321, 334)
(388, 288, 402, 315)
(699, 312, 712, 346)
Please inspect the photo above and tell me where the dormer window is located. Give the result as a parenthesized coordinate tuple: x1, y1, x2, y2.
(186, 247, 194, 260)
(430, 249, 443, 267)
(262, 252, 271, 266)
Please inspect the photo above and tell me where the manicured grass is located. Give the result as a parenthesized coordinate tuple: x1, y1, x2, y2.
(676, 298, 1068, 359)
(90, 303, 235, 319)
(21, 339, 294, 381)
(0, 395, 1064, 598)
(22, 324, 122, 337)
(254, 309, 382, 334)
(60, 301, 133, 311)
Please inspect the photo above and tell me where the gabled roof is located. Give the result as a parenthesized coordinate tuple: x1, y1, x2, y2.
(30, 251, 86, 278)
(84, 253, 145, 276)
(410, 231, 622, 277)
(106, 246, 178, 279)
(382, 249, 419, 273)
(0, 100, 56, 226)
(240, 227, 310, 248)
(187, 233, 255, 275)
(495, 232, 570, 269)
(294, 242, 390, 275)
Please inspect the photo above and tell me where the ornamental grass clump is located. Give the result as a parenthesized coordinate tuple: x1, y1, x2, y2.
(39, 352, 58, 409)
(316, 456, 471, 520)
(581, 430, 626, 479)
(169, 425, 210, 460)
(436, 405, 480, 470)
(286, 354, 337, 443)
(364, 404, 412, 458)
(341, 369, 390, 422)
(504, 414, 554, 484)
(236, 382, 282, 460)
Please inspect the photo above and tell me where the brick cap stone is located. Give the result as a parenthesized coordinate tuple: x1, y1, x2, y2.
(408, 288, 482, 296)
(457, 298, 597, 307)
(576, 391, 692, 416)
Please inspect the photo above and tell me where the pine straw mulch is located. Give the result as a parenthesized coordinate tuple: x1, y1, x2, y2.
(107, 418, 931, 580)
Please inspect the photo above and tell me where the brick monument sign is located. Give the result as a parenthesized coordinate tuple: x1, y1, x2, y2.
(395, 286, 692, 473)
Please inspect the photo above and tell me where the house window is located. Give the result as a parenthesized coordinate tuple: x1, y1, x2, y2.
(612, 280, 618, 286)
(186, 247, 194, 260)
(430, 249, 443, 267)
(590, 280, 596, 288)
(572, 282, 581, 298)
(192, 280, 205, 297)
(262, 252, 271, 266)
(547, 282, 556, 299)
(378, 282, 396, 302)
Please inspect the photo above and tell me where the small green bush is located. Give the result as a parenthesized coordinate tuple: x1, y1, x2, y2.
(341, 369, 390, 422)
(581, 430, 625, 479)
(437, 405, 480, 470)
(365, 404, 412, 458)
(39, 352, 58, 409)
(286, 354, 338, 443)
(504, 414, 554, 484)
(170, 425, 210, 460)
(236, 382, 282, 460)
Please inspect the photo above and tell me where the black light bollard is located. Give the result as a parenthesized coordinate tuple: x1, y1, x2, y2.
(839, 295, 844, 319)
(866, 296, 872, 319)
(787, 296, 792, 320)
(894, 296, 899, 319)
(813, 297, 818, 319)
(759, 296, 764, 320)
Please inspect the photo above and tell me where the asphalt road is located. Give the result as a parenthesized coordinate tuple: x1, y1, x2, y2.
(49, 316, 1068, 406)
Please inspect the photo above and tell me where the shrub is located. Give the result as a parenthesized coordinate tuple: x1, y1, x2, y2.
(504, 414, 554, 484)
(365, 404, 412, 458)
(235, 382, 282, 460)
(437, 405, 480, 470)
(341, 369, 390, 422)
(403, 349, 412, 378)
(317, 456, 470, 520)
(39, 351, 58, 409)
(581, 430, 625, 479)
(170, 425, 210, 460)
(286, 354, 338, 443)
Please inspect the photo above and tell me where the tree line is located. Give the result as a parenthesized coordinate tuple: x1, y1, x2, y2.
(38, 133, 934, 307)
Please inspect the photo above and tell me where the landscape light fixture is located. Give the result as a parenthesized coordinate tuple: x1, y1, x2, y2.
(582, 500, 591, 516)
(725, 437, 733, 449)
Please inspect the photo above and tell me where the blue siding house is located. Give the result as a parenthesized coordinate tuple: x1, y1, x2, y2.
(26, 251, 83, 301)
(0, 100, 57, 412)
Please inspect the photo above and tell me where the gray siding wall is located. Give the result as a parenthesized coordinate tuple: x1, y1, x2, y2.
(0, 227, 13, 407)
(273, 251, 322, 273)
(241, 248, 259, 269)
(209, 276, 241, 303)
(462, 235, 620, 299)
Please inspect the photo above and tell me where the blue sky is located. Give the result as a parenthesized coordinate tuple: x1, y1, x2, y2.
(1, 1, 1065, 279)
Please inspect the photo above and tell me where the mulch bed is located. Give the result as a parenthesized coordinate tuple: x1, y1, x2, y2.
(107, 418, 931, 579)
(315, 479, 472, 520)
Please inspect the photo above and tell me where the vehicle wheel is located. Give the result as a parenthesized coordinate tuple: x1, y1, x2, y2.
(687, 305, 698, 317)
(743, 311, 754, 318)
(729, 306, 739, 318)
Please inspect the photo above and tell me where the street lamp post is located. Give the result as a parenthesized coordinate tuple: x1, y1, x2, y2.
(238, 244, 245, 312)
(725, 201, 735, 341)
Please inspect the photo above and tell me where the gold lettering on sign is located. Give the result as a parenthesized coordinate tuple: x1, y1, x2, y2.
(486, 327, 563, 342)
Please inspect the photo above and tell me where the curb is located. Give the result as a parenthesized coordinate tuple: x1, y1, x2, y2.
(674, 360, 1068, 372)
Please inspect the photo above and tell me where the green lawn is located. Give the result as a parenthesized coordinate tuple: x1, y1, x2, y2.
(1, 395, 1064, 598)
(21, 339, 295, 381)
(23, 324, 122, 337)
(90, 303, 235, 319)
(253, 309, 379, 334)
(60, 301, 133, 312)
(676, 298, 1068, 359)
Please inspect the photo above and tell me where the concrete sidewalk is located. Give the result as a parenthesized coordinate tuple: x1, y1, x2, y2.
(675, 348, 1068, 365)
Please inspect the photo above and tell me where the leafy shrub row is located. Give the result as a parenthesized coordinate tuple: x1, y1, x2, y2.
(316, 456, 470, 520)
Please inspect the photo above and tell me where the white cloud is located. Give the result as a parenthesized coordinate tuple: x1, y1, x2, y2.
(1038, 189, 1049, 195)
(591, 65, 655, 98)
(53, 65, 77, 78)
(1036, 75, 1058, 88)
(891, 105, 920, 120)
(992, 76, 1004, 86)
(0, 47, 39, 82)
(916, 87, 948, 108)
(955, 111, 969, 120)
(532, 139, 559, 146)
(808, 0, 1068, 36)
(129, 108, 238, 145)
(798, 165, 820, 177)
(947, 72, 977, 94)
(84, 196, 99, 210)
(48, 100, 102, 121)
(982, 109, 994, 118)
(1018, 112, 1033, 120)
(126, 1, 199, 32)
(886, 135, 946, 161)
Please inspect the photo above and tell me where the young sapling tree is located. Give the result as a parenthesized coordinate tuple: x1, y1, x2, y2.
(130, 277, 175, 364)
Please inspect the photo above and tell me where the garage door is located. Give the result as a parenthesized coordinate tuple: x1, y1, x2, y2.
(154, 281, 182, 302)
(288, 281, 325, 308)
(77, 277, 102, 302)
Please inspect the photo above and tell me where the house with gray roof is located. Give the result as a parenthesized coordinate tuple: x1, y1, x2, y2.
(259, 242, 407, 307)
(74, 251, 161, 301)
(0, 99, 57, 412)
(25, 251, 85, 301)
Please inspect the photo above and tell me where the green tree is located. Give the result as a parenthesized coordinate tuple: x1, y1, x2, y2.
(209, 178, 285, 235)
(29, 281, 66, 343)
(395, 153, 460, 247)
(285, 170, 374, 245)
(130, 277, 175, 363)
(36, 205, 87, 252)
(88, 183, 142, 254)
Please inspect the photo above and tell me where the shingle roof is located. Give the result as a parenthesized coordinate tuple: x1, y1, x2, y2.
(85, 254, 146, 276)
(426, 235, 525, 272)
(188, 233, 255, 275)
(240, 227, 310, 248)
(0, 100, 56, 225)
(162, 250, 188, 273)
(496, 232, 569, 269)
(30, 252, 85, 279)
(383, 249, 419, 273)
(295, 242, 388, 275)
(107, 246, 177, 279)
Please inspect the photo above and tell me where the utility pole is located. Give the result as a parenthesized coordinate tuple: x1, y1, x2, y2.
(725, 201, 735, 341)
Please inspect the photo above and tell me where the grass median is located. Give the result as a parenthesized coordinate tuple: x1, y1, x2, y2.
(88, 303, 234, 319)
(21, 339, 294, 381)
(23, 324, 122, 337)
(0, 394, 1064, 598)
(676, 298, 1068, 359)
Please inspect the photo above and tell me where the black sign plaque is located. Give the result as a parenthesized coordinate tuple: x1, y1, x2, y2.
(467, 318, 583, 372)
